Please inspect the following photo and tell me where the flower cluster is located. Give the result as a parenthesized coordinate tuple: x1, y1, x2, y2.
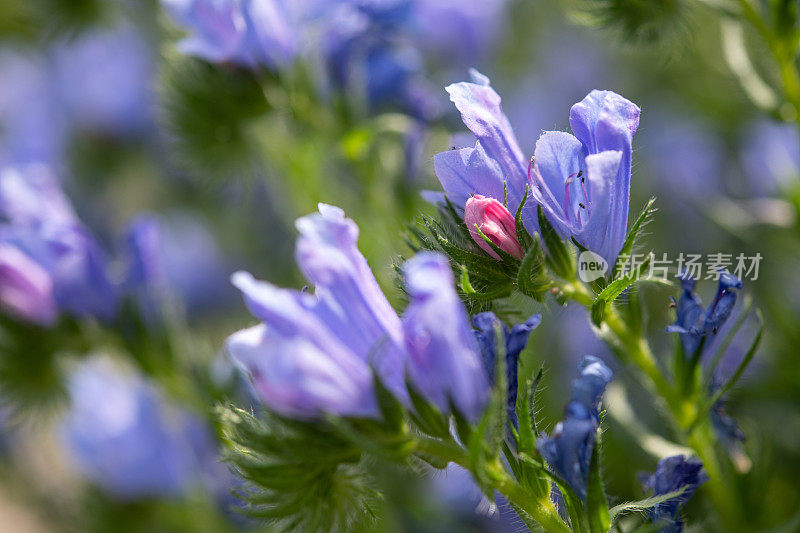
(433, 69, 639, 267)
(667, 270, 743, 357)
(0, 164, 186, 328)
(226, 204, 541, 421)
(162, 0, 509, 119)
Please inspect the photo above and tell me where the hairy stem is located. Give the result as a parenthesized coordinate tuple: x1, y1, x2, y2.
(412, 436, 571, 533)
(559, 279, 744, 530)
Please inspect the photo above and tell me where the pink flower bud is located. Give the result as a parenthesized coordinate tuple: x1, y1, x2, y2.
(464, 195, 523, 260)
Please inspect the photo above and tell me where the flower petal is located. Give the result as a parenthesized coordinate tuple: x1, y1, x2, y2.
(570, 91, 640, 262)
(402, 252, 489, 421)
(572, 150, 623, 266)
(294, 204, 404, 355)
(531, 130, 585, 234)
(432, 144, 506, 209)
(445, 70, 528, 210)
(227, 324, 377, 419)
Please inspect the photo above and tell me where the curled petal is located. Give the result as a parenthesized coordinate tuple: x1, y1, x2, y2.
(445, 69, 527, 210)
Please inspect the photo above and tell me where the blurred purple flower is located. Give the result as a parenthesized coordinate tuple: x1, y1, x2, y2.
(402, 252, 490, 421)
(62, 356, 218, 500)
(52, 24, 155, 135)
(537, 355, 612, 500)
(741, 119, 800, 196)
(159, 212, 235, 314)
(163, 0, 297, 69)
(472, 312, 541, 426)
(0, 51, 66, 167)
(227, 206, 490, 421)
(0, 164, 117, 323)
(639, 455, 707, 533)
(666, 270, 742, 358)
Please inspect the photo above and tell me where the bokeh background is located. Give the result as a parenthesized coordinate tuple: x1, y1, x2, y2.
(0, 0, 798, 531)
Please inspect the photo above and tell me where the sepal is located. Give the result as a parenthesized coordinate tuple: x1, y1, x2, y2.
(537, 205, 575, 280)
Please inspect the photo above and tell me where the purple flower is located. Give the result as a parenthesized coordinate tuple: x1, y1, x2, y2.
(537, 355, 612, 499)
(163, 0, 297, 69)
(529, 90, 640, 266)
(52, 24, 154, 135)
(433, 70, 530, 229)
(61, 356, 217, 500)
(402, 252, 490, 421)
(639, 455, 708, 533)
(227, 206, 491, 421)
(319, 1, 438, 120)
(666, 271, 743, 357)
(472, 312, 541, 426)
(226, 204, 404, 419)
(0, 164, 117, 323)
(0, 51, 66, 167)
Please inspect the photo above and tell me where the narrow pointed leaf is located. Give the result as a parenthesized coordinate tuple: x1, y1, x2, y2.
(609, 487, 687, 522)
(614, 197, 656, 278)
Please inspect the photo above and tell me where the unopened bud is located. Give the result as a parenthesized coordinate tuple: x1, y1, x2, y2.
(464, 195, 523, 260)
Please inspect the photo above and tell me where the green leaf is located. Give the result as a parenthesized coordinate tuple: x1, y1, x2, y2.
(516, 233, 550, 301)
(592, 253, 652, 326)
(537, 205, 574, 279)
(515, 376, 537, 457)
(541, 469, 590, 533)
(514, 368, 550, 498)
(613, 197, 656, 278)
(465, 324, 508, 497)
(586, 430, 611, 533)
(609, 487, 686, 521)
(485, 321, 509, 454)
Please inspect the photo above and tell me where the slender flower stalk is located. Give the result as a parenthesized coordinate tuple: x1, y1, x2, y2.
(554, 276, 747, 530)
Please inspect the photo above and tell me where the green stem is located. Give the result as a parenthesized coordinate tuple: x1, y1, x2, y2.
(558, 280, 744, 529)
(558, 281, 679, 416)
(412, 437, 571, 533)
